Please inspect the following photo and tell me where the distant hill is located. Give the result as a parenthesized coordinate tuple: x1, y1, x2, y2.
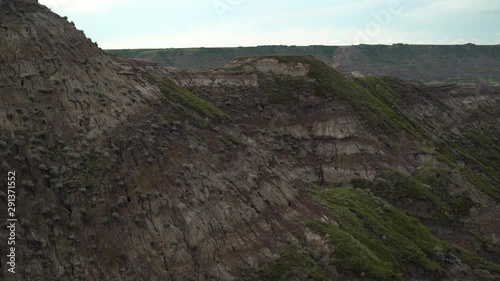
(107, 44, 500, 84)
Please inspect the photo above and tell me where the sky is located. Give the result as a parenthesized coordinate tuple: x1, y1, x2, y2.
(39, 0, 500, 49)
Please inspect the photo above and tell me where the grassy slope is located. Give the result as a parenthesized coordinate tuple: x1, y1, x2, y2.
(246, 246, 327, 281)
(308, 187, 446, 280)
(242, 55, 500, 279)
(352, 168, 474, 222)
(250, 55, 425, 138)
(144, 74, 228, 128)
(430, 128, 500, 200)
(349, 170, 500, 275)
(307, 187, 500, 280)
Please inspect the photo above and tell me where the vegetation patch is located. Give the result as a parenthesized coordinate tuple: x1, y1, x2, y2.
(349, 78, 425, 139)
(308, 187, 448, 280)
(467, 225, 498, 254)
(335, 176, 499, 278)
(77, 153, 113, 189)
(351, 168, 474, 221)
(461, 170, 500, 201)
(259, 74, 312, 104)
(247, 245, 327, 281)
(452, 247, 500, 274)
(146, 74, 229, 128)
(221, 133, 245, 146)
(432, 128, 500, 200)
(244, 55, 425, 139)
(414, 166, 474, 217)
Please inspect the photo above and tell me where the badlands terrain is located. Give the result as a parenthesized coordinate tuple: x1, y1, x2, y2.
(0, 0, 499, 280)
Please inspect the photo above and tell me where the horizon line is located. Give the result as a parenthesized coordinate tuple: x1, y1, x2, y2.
(104, 43, 500, 51)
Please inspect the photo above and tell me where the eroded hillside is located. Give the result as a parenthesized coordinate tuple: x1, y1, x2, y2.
(0, 1, 499, 280)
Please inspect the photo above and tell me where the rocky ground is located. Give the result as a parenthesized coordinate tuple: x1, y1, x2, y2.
(0, 1, 499, 280)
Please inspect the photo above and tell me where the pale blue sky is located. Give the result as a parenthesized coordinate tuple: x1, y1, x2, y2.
(39, 0, 500, 49)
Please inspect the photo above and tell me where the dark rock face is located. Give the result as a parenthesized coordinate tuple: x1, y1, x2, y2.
(0, 1, 499, 280)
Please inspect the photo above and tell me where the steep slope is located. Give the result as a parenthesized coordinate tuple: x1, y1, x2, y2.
(168, 55, 500, 279)
(0, 1, 499, 281)
(0, 0, 162, 136)
(107, 44, 500, 83)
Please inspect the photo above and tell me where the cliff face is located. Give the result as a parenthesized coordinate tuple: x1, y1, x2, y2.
(1, 1, 500, 280)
